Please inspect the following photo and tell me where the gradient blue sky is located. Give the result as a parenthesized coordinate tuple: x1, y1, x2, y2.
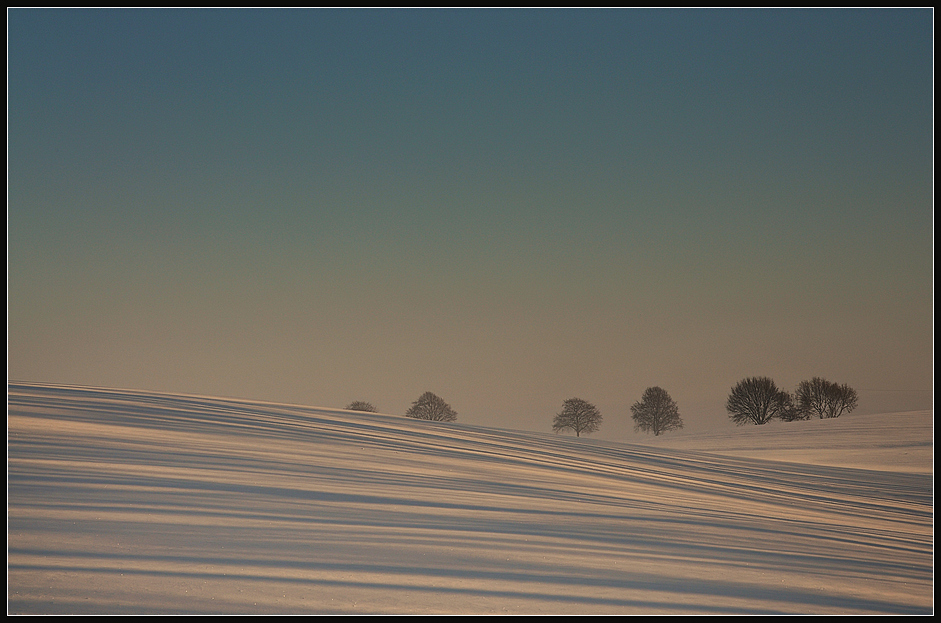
(8, 8, 933, 438)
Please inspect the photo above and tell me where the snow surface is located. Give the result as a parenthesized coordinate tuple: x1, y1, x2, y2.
(7, 382, 933, 614)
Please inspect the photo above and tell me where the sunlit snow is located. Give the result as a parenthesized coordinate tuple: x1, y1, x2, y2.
(7, 382, 932, 614)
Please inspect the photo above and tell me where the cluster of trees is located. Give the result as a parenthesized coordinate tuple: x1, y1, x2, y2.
(726, 376, 858, 426)
(344, 376, 856, 437)
(551, 376, 857, 437)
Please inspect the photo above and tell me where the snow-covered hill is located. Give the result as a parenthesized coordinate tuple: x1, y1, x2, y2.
(7, 382, 933, 614)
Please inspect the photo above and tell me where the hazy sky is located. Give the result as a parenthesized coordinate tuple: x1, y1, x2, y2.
(8, 8, 933, 438)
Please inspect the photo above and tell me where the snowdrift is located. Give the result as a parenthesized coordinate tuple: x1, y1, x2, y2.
(7, 382, 933, 614)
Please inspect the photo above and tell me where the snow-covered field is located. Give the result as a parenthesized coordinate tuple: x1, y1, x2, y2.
(7, 382, 933, 614)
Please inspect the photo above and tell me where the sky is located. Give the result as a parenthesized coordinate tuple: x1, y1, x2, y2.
(7, 8, 933, 439)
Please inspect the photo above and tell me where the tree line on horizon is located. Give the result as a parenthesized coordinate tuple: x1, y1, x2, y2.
(343, 376, 858, 438)
(345, 386, 685, 438)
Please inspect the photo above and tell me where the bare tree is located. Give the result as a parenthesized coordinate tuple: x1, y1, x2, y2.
(726, 377, 793, 426)
(631, 386, 683, 436)
(345, 401, 377, 413)
(795, 377, 858, 419)
(552, 398, 602, 437)
(405, 391, 457, 422)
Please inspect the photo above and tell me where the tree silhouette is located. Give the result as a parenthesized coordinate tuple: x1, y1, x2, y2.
(405, 392, 457, 422)
(726, 377, 793, 426)
(776, 394, 809, 422)
(345, 401, 377, 413)
(795, 377, 858, 419)
(631, 386, 683, 436)
(552, 398, 602, 437)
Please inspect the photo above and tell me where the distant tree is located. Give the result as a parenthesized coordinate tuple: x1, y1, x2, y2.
(631, 386, 683, 436)
(552, 398, 602, 437)
(346, 401, 377, 413)
(405, 391, 457, 422)
(726, 377, 793, 426)
(795, 377, 858, 419)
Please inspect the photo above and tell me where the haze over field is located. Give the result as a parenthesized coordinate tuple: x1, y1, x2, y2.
(7, 9, 933, 437)
(6, 383, 933, 614)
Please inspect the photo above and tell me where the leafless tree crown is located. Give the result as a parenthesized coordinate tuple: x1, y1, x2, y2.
(726, 377, 794, 426)
(795, 377, 858, 419)
(631, 386, 683, 436)
(405, 391, 457, 422)
(552, 398, 602, 437)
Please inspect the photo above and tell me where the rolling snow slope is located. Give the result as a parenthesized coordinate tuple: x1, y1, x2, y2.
(7, 382, 933, 614)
